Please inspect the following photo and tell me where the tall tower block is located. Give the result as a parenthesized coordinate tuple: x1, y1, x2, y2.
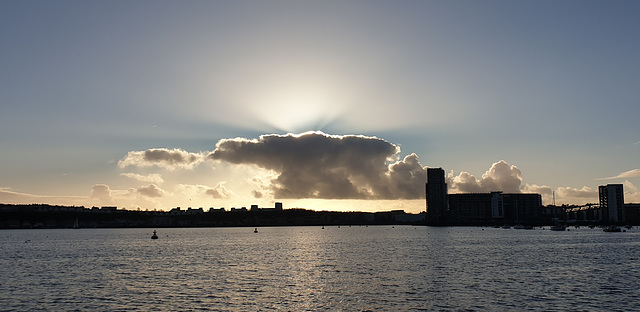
(426, 168, 448, 224)
(599, 184, 625, 224)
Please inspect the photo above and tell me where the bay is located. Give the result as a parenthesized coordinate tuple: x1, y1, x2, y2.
(1, 226, 638, 311)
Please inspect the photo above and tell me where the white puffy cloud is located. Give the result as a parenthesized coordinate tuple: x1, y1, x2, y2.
(120, 173, 164, 184)
(448, 160, 522, 194)
(623, 180, 640, 202)
(522, 183, 553, 197)
(481, 161, 522, 193)
(208, 131, 425, 199)
(551, 186, 599, 205)
(118, 148, 205, 170)
(555, 186, 598, 198)
(89, 184, 115, 205)
(448, 171, 485, 193)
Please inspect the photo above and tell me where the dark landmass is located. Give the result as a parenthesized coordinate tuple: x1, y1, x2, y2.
(0, 204, 425, 229)
(3, 202, 639, 229)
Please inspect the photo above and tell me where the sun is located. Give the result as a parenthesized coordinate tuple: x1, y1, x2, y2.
(253, 84, 345, 133)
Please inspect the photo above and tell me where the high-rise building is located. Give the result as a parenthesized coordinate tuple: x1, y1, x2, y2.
(448, 193, 493, 225)
(599, 184, 625, 223)
(426, 168, 447, 224)
(501, 193, 543, 225)
(448, 192, 542, 225)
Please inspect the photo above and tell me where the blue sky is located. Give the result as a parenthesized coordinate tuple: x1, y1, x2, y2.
(1, 1, 639, 212)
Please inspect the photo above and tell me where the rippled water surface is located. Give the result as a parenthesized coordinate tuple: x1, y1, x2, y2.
(1, 226, 639, 311)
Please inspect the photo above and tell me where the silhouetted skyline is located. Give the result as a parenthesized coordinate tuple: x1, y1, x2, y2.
(2, 1, 640, 212)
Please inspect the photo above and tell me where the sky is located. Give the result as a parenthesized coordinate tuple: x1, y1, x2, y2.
(1, 0, 639, 213)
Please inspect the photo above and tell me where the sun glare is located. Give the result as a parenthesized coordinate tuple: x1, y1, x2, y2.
(253, 86, 344, 133)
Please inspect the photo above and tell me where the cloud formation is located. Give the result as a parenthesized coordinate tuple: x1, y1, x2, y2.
(90, 184, 115, 205)
(121, 173, 165, 184)
(119, 148, 205, 170)
(555, 186, 598, 199)
(208, 131, 426, 199)
(136, 184, 165, 198)
(522, 183, 553, 198)
(0, 187, 86, 206)
(623, 180, 640, 202)
(252, 190, 263, 198)
(448, 160, 523, 193)
(114, 132, 616, 206)
(175, 183, 235, 200)
(204, 183, 233, 199)
(598, 169, 640, 180)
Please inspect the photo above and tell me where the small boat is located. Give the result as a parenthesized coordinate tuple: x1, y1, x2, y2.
(625, 225, 632, 229)
(501, 225, 511, 229)
(588, 225, 596, 229)
(253, 228, 258, 233)
(514, 225, 525, 229)
(603, 225, 621, 232)
(550, 224, 566, 231)
(151, 230, 158, 239)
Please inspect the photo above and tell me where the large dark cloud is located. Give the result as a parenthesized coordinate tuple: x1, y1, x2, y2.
(208, 131, 426, 199)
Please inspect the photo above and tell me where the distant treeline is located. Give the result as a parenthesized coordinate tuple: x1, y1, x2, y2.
(0, 204, 425, 229)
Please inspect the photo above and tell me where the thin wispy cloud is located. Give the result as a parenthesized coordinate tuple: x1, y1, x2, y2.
(0, 187, 86, 205)
(597, 169, 640, 180)
(120, 173, 165, 184)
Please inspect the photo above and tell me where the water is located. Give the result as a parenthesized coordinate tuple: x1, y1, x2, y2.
(1, 226, 639, 311)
